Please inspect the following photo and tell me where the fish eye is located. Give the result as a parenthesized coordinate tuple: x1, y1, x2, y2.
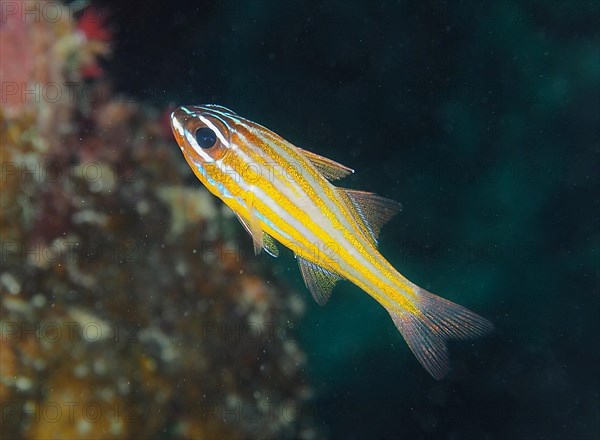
(195, 127, 217, 149)
(181, 113, 229, 163)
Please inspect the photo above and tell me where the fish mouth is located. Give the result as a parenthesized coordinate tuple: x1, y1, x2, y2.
(169, 107, 192, 147)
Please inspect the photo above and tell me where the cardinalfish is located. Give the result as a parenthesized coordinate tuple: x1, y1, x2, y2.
(170, 104, 493, 379)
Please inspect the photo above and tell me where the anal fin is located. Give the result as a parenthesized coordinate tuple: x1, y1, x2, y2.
(296, 255, 343, 305)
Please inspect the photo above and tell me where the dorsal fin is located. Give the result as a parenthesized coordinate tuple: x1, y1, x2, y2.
(338, 188, 402, 246)
(296, 147, 354, 181)
(296, 255, 343, 305)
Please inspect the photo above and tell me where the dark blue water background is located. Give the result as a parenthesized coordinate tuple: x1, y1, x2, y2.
(96, 1, 599, 438)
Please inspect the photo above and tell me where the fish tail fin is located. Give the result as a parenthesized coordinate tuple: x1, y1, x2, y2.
(388, 285, 494, 379)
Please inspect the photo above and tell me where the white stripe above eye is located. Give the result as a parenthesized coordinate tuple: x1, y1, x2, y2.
(184, 129, 215, 162)
(199, 115, 230, 148)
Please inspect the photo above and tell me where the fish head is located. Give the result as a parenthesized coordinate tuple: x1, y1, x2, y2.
(170, 104, 253, 198)
(170, 104, 238, 165)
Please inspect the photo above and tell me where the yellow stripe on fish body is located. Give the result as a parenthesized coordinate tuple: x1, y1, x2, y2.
(234, 125, 407, 306)
(171, 104, 494, 379)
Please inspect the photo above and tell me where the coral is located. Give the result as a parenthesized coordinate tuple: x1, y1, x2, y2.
(75, 5, 112, 79)
(1, 2, 317, 439)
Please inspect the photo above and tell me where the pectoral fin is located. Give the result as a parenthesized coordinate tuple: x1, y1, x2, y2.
(296, 255, 343, 305)
(233, 212, 279, 258)
(262, 233, 280, 257)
